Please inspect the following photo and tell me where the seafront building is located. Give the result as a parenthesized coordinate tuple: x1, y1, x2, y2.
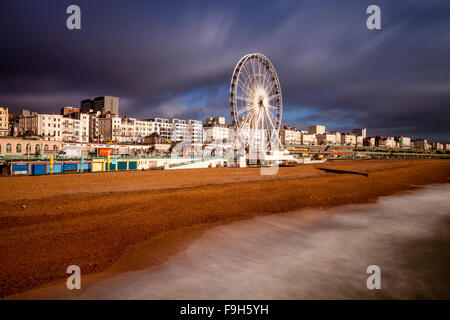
(397, 136, 411, 148)
(411, 139, 429, 150)
(317, 133, 337, 145)
(7, 106, 446, 153)
(364, 137, 376, 147)
(328, 132, 341, 145)
(341, 133, 357, 146)
(280, 126, 301, 145)
(150, 118, 172, 141)
(301, 132, 317, 145)
(430, 142, 443, 150)
(1, 97, 448, 154)
(81, 96, 119, 115)
(148, 118, 203, 144)
(356, 136, 364, 146)
(352, 128, 367, 138)
(204, 117, 229, 144)
(309, 125, 325, 135)
(0, 136, 63, 156)
(62, 113, 90, 143)
(376, 136, 396, 148)
(17, 112, 63, 142)
(14, 103, 203, 145)
(0, 107, 9, 137)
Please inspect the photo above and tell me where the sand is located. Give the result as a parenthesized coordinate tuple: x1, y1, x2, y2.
(1, 159, 449, 298)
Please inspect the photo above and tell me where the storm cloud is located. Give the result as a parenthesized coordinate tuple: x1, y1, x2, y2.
(0, 0, 449, 141)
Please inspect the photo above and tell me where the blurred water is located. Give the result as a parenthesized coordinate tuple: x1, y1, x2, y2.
(79, 184, 450, 299)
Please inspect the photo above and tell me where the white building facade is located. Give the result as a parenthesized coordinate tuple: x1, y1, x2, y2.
(18, 113, 63, 142)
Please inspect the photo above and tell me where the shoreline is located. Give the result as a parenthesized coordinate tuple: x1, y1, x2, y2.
(15, 182, 450, 299)
(1, 159, 450, 298)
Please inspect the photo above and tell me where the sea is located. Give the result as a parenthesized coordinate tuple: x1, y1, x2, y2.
(75, 184, 450, 299)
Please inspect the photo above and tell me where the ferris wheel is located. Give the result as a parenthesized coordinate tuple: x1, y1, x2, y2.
(230, 53, 283, 153)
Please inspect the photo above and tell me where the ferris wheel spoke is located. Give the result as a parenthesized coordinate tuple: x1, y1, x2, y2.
(250, 60, 257, 82)
(247, 64, 259, 91)
(258, 62, 265, 89)
(265, 115, 277, 144)
(249, 110, 262, 148)
(257, 61, 261, 87)
(238, 79, 253, 97)
(242, 72, 257, 95)
(263, 107, 282, 147)
(236, 96, 251, 103)
(267, 93, 281, 101)
(266, 103, 279, 112)
(248, 71, 258, 92)
(241, 108, 257, 129)
(266, 78, 276, 95)
(263, 115, 273, 150)
(263, 107, 277, 132)
(237, 105, 253, 115)
(263, 71, 273, 92)
(240, 66, 253, 88)
(242, 112, 256, 145)
(260, 67, 269, 90)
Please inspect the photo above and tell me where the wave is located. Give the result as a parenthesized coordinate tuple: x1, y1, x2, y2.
(77, 184, 450, 299)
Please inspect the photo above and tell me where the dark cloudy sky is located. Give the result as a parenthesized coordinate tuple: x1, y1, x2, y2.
(1, 0, 449, 141)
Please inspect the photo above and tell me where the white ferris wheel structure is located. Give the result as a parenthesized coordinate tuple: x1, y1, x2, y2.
(229, 53, 284, 155)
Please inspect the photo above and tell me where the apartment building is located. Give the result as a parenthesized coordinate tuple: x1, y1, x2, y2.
(61, 113, 89, 143)
(204, 117, 229, 144)
(341, 133, 357, 146)
(98, 115, 156, 143)
(309, 125, 326, 135)
(205, 116, 226, 127)
(151, 118, 172, 141)
(363, 137, 376, 147)
(98, 115, 122, 142)
(412, 139, 429, 150)
(328, 132, 341, 145)
(61, 106, 80, 117)
(317, 133, 337, 145)
(430, 142, 444, 150)
(135, 119, 155, 141)
(170, 119, 191, 142)
(352, 128, 367, 138)
(89, 111, 102, 142)
(149, 118, 203, 144)
(204, 126, 229, 144)
(17, 112, 63, 142)
(0, 107, 9, 136)
(280, 126, 301, 145)
(81, 96, 119, 115)
(376, 136, 397, 148)
(301, 132, 317, 145)
(397, 136, 411, 148)
(356, 136, 364, 146)
(188, 120, 203, 144)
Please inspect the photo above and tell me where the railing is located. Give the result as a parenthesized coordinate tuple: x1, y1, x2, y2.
(0, 154, 174, 161)
(168, 156, 222, 168)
